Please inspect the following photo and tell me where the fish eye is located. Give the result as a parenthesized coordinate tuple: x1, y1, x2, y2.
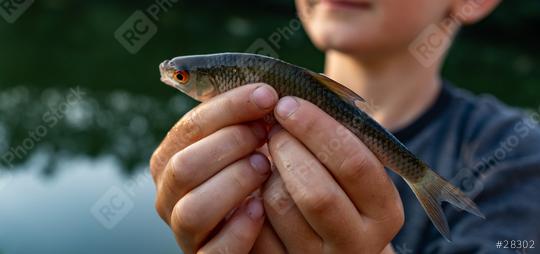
(173, 70, 190, 85)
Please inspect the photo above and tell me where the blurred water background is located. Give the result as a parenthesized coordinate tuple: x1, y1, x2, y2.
(0, 1, 538, 253)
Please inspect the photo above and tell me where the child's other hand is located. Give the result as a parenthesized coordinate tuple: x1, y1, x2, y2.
(252, 96, 404, 254)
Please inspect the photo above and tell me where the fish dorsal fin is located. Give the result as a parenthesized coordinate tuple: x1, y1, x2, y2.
(308, 71, 370, 111)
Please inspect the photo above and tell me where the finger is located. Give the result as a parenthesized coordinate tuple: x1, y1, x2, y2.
(198, 198, 265, 254)
(170, 153, 271, 249)
(150, 83, 278, 181)
(263, 173, 322, 253)
(156, 123, 266, 224)
(267, 129, 363, 245)
(250, 221, 287, 254)
(273, 96, 402, 221)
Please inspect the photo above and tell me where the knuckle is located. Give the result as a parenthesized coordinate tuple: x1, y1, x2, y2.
(283, 103, 316, 127)
(296, 113, 318, 134)
(284, 119, 316, 142)
(177, 109, 204, 142)
(171, 199, 201, 236)
(387, 203, 405, 230)
(270, 133, 292, 151)
(221, 95, 237, 114)
(149, 148, 166, 180)
(230, 162, 251, 190)
(288, 100, 321, 125)
(338, 152, 379, 180)
(228, 225, 253, 246)
(169, 152, 192, 185)
(297, 187, 338, 215)
(371, 202, 405, 238)
(227, 125, 252, 148)
(155, 198, 170, 224)
(379, 218, 404, 247)
(215, 94, 242, 122)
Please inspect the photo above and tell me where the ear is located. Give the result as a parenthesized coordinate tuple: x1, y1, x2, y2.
(450, 0, 501, 25)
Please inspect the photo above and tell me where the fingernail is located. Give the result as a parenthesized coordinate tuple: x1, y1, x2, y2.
(268, 124, 283, 139)
(276, 97, 298, 119)
(251, 85, 277, 110)
(249, 122, 267, 140)
(246, 198, 264, 220)
(249, 153, 270, 175)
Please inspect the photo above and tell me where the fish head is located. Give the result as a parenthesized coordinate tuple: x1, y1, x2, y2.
(159, 55, 218, 102)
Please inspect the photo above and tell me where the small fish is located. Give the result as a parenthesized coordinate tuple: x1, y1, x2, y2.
(159, 53, 484, 241)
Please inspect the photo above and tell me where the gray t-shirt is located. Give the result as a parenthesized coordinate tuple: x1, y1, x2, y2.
(390, 82, 540, 253)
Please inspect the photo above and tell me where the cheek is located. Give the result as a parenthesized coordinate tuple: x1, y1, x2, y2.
(378, 0, 452, 40)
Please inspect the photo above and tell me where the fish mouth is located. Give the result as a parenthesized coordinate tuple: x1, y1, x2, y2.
(159, 60, 169, 70)
(159, 60, 176, 88)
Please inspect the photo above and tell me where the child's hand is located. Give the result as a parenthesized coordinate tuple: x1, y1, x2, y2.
(252, 96, 404, 254)
(150, 83, 278, 254)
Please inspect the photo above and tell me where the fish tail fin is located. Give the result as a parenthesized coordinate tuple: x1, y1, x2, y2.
(408, 169, 485, 242)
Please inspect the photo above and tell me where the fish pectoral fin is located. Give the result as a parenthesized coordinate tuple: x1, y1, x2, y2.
(309, 71, 373, 111)
(408, 169, 485, 242)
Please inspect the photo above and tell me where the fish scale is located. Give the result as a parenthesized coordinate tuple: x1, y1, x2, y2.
(159, 53, 485, 241)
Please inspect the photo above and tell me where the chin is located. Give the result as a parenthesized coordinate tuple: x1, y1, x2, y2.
(298, 0, 449, 58)
(307, 21, 396, 57)
(300, 3, 383, 55)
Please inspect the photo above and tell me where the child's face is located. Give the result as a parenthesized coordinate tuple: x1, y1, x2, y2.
(296, 0, 452, 56)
